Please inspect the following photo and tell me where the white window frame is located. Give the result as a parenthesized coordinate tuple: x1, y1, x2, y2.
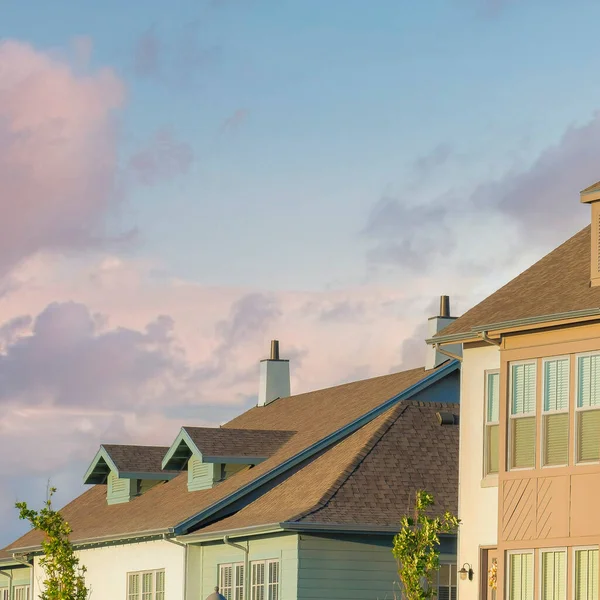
(484, 370, 501, 478)
(507, 550, 535, 600)
(250, 559, 280, 600)
(539, 547, 567, 600)
(575, 352, 600, 465)
(0, 589, 9, 600)
(541, 357, 570, 468)
(13, 586, 30, 600)
(573, 546, 599, 600)
(509, 361, 538, 471)
(219, 562, 244, 600)
(433, 562, 457, 600)
(126, 569, 165, 600)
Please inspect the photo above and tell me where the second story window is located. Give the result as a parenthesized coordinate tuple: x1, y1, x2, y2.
(542, 358, 570, 466)
(577, 354, 600, 463)
(485, 371, 500, 476)
(510, 362, 537, 470)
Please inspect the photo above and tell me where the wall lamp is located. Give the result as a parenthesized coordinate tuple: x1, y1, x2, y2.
(459, 563, 474, 581)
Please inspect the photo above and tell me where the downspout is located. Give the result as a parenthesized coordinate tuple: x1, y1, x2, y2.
(0, 570, 13, 600)
(163, 534, 188, 600)
(479, 331, 501, 346)
(434, 344, 463, 362)
(223, 536, 249, 600)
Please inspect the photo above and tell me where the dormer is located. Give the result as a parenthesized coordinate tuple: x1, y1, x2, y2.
(162, 427, 295, 492)
(580, 180, 600, 287)
(83, 444, 178, 505)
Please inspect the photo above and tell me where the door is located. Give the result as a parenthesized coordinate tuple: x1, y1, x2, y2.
(481, 548, 498, 600)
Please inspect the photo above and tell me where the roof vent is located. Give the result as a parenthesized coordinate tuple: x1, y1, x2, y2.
(436, 411, 458, 425)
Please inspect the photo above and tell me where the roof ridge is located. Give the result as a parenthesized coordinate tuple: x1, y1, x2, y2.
(287, 403, 410, 523)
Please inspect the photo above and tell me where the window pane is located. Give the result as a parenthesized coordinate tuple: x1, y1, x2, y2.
(511, 417, 536, 469)
(252, 562, 265, 600)
(544, 359, 570, 412)
(488, 372, 500, 423)
(487, 424, 499, 474)
(155, 570, 165, 600)
(512, 364, 536, 415)
(268, 562, 280, 600)
(578, 410, 600, 462)
(510, 553, 533, 600)
(576, 549, 599, 600)
(221, 565, 233, 600)
(235, 565, 245, 600)
(129, 573, 140, 600)
(542, 551, 566, 600)
(579, 356, 600, 408)
(544, 413, 569, 466)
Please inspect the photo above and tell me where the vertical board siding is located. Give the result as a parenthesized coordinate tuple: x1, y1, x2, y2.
(197, 533, 299, 600)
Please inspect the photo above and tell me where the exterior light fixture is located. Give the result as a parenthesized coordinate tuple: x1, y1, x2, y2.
(459, 563, 474, 581)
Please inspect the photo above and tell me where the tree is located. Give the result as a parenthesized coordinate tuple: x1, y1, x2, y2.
(16, 486, 89, 600)
(392, 490, 460, 600)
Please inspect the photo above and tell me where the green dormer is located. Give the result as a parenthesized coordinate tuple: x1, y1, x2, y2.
(84, 444, 178, 505)
(162, 426, 295, 492)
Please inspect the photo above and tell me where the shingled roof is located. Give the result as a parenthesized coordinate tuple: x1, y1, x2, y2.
(198, 401, 458, 534)
(434, 225, 600, 340)
(101, 445, 174, 475)
(2, 362, 458, 554)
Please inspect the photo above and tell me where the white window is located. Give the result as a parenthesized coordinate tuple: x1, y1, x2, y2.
(540, 549, 566, 600)
(251, 560, 280, 600)
(434, 563, 457, 600)
(508, 551, 534, 600)
(575, 548, 599, 600)
(0, 589, 9, 600)
(576, 354, 600, 463)
(542, 358, 570, 466)
(127, 570, 165, 600)
(14, 586, 30, 600)
(485, 371, 500, 476)
(219, 563, 244, 600)
(510, 362, 537, 470)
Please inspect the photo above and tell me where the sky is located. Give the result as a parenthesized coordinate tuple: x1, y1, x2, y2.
(1, 0, 600, 547)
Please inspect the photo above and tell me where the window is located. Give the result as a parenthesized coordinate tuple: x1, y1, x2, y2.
(575, 548, 598, 600)
(541, 550, 566, 600)
(510, 363, 537, 469)
(1, 589, 8, 600)
(508, 552, 534, 600)
(251, 560, 280, 600)
(434, 563, 457, 600)
(127, 570, 165, 600)
(14, 587, 30, 600)
(485, 371, 500, 476)
(543, 359, 570, 466)
(577, 355, 600, 463)
(219, 563, 244, 600)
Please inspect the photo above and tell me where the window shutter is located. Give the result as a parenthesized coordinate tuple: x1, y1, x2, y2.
(221, 565, 233, 600)
(575, 549, 599, 600)
(487, 424, 499, 474)
(268, 562, 280, 600)
(236, 565, 245, 600)
(512, 417, 536, 469)
(510, 554, 533, 600)
(512, 364, 536, 415)
(542, 552, 566, 600)
(578, 411, 600, 462)
(252, 563, 265, 600)
(544, 359, 569, 411)
(488, 373, 500, 422)
(544, 413, 569, 466)
(579, 356, 600, 408)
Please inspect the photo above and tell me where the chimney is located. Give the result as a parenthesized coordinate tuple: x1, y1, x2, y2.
(425, 296, 462, 370)
(580, 181, 600, 287)
(258, 340, 291, 406)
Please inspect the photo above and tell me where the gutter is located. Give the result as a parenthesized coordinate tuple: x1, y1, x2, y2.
(180, 524, 284, 544)
(223, 536, 249, 600)
(173, 359, 460, 535)
(434, 345, 463, 362)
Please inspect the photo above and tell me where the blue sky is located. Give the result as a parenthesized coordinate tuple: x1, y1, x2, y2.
(1, 0, 600, 546)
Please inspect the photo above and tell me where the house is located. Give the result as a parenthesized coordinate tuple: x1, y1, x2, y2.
(0, 307, 460, 600)
(428, 182, 600, 600)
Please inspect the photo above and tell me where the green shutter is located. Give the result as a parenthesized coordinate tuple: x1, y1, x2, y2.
(575, 549, 599, 600)
(544, 413, 569, 466)
(488, 372, 500, 422)
(542, 551, 566, 600)
(512, 417, 536, 469)
(578, 410, 600, 462)
(512, 363, 536, 415)
(487, 424, 499, 474)
(544, 359, 569, 411)
(578, 355, 600, 408)
(510, 553, 533, 600)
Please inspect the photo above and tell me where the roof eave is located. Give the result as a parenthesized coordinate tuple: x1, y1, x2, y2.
(173, 360, 460, 536)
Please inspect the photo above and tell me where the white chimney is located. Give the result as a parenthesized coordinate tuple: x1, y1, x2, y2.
(258, 340, 291, 406)
(425, 296, 462, 370)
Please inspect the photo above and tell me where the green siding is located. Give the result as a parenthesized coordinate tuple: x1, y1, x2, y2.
(188, 457, 221, 491)
(195, 533, 298, 600)
(0, 566, 32, 596)
(107, 472, 136, 504)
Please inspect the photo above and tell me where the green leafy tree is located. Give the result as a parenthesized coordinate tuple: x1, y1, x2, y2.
(392, 490, 460, 600)
(16, 486, 89, 600)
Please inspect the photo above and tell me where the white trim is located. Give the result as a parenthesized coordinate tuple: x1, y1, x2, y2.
(219, 562, 244, 600)
(126, 569, 165, 600)
(484, 370, 500, 478)
(538, 547, 567, 600)
(509, 361, 537, 471)
(574, 353, 600, 465)
(541, 357, 570, 468)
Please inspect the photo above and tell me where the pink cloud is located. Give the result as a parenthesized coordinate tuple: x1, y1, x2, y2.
(0, 40, 125, 276)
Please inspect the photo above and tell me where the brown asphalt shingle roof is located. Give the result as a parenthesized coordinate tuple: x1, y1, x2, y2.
(183, 427, 295, 459)
(102, 445, 175, 474)
(4, 365, 449, 552)
(199, 401, 458, 533)
(435, 226, 600, 339)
